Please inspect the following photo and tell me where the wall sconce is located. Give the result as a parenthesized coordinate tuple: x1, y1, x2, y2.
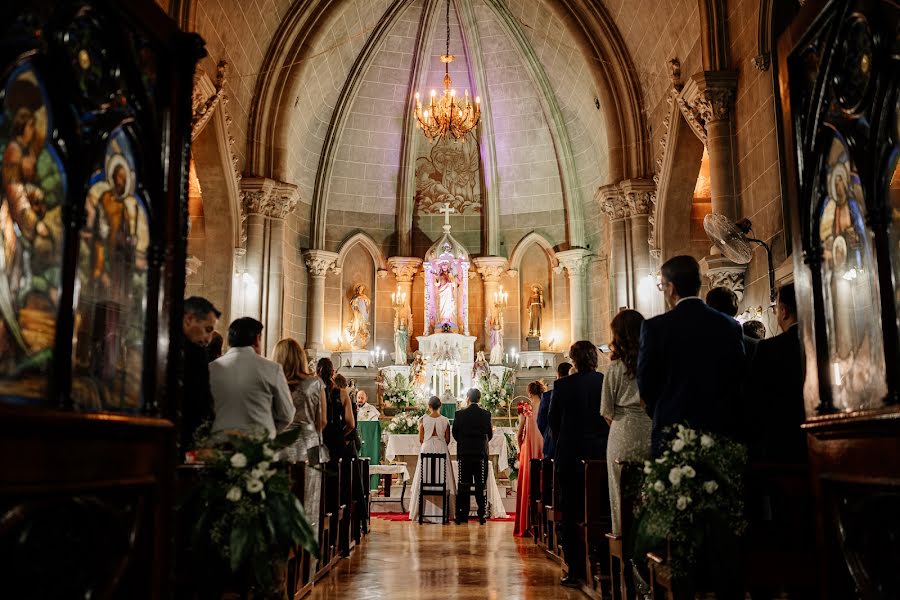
(637, 273, 658, 302)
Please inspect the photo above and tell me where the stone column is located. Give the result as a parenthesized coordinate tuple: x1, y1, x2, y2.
(303, 249, 340, 359)
(387, 256, 422, 335)
(623, 179, 657, 317)
(693, 71, 738, 222)
(240, 177, 299, 356)
(599, 184, 631, 314)
(473, 256, 509, 342)
(555, 248, 592, 343)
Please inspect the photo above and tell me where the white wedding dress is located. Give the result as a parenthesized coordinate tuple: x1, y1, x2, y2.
(408, 415, 457, 523)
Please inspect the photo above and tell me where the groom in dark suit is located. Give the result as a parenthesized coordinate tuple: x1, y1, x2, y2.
(637, 255, 745, 456)
(452, 388, 493, 524)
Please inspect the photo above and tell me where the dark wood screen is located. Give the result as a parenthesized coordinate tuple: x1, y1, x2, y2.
(0, 0, 202, 596)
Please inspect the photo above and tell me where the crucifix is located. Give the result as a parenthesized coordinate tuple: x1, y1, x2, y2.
(439, 202, 455, 230)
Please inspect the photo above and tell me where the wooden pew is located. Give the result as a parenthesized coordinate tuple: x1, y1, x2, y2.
(529, 458, 542, 544)
(606, 460, 643, 600)
(357, 457, 370, 540)
(316, 458, 341, 580)
(581, 459, 612, 598)
(539, 458, 554, 551)
(287, 461, 314, 600)
(339, 457, 355, 557)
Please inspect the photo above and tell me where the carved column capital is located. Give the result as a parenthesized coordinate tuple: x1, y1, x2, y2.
(303, 249, 340, 278)
(555, 248, 592, 276)
(240, 176, 301, 220)
(387, 257, 423, 283)
(751, 53, 770, 71)
(597, 184, 629, 220)
(691, 71, 738, 124)
(620, 179, 656, 216)
(473, 256, 509, 283)
(700, 255, 748, 301)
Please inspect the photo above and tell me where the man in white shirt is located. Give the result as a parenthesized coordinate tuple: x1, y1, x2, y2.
(210, 317, 295, 438)
(355, 390, 380, 421)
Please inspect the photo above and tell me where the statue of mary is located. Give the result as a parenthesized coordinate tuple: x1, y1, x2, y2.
(347, 284, 370, 350)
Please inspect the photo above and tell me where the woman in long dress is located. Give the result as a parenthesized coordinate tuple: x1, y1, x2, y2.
(513, 381, 544, 537)
(409, 395, 456, 523)
(600, 309, 652, 535)
(273, 339, 327, 552)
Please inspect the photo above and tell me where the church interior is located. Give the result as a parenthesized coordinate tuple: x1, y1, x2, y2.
(1, 0, 899, 598)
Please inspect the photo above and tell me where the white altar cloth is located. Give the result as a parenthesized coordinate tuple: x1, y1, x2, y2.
(370, 463, 411, 481)
(384, 433, 509, 473)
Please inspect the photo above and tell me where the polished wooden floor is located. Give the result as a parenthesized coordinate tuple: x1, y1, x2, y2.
(309, 518, 584, 599)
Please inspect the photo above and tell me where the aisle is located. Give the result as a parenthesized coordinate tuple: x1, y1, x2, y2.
(309, 518, 584, 599)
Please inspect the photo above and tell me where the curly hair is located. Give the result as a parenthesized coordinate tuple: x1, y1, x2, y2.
(568, 340, 598, 373)
(527, 380, 546, 397)
(610, 309, 644, 379)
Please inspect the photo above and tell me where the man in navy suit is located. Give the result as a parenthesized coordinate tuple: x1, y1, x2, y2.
(637, 255, 745, 456)
(536, 361, 571, 459)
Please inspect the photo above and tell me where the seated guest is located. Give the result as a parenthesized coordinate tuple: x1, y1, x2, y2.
(355, 390, 381, 421)
(536, 361, 571, 459)
(210, 317, 295, 438)
(549, 341, 609, 587)
(638, 256, 745, 456)
(180, 296, 220, 453)
(746, 284, 806, 461)
(601, 310, 652, 535)
(742, 320, 766, 341)
(452, 388, 493, 525)
(206, 331, 224, 362)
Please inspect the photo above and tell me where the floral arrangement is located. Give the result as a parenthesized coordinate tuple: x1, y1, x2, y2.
(634, 425, 747, 581)
(504, 431, 520, 481)
(381, 371, 418, 409)
(476, 368, 514, 415)
(181, 428, 318, 593)
(384, 407, 426, 435)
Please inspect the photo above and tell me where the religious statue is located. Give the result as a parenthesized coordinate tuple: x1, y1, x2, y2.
(489, 316, 504, 365)
(441, 386, 455, 408)
(411, 351, 427, 387)
(393, 317, 409, 365)
(527, 284, 545, 337)
(346, 284, 370, 350)
(472, 350, 489, 381)
(436, 264, 457, 330)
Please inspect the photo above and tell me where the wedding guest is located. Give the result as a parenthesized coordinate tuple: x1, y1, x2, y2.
(743, 320, 766, 341)
(705, 286, 739, 318)
(601, 310, 652, 535)
(210, 317, 295, 438)
(513, 381, 544, 537)
(319, 363, 355, 459)
(206, 331, 224, 362)
(452, 388, 493, 525)
(355, 390, 381, 421)
(746, 284, 806, 461)
(537, 361, 571, 459)
(638, 256, 745, 456)
(549, 341, 608, 587)
(180, 296, 220, 453)
(273, 339, 327, 552)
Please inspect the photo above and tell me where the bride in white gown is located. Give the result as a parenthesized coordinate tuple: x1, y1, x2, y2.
(409, 396, 457, 523)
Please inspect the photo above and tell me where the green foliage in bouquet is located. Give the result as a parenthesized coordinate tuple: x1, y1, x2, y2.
(476, 368, 514, 415)
(382, 372, 418, 409)
(384, 407, 426, 435)
(504, 431, 519, 481)
(181, 428, 318, 593)
(634, 424, 747, 582)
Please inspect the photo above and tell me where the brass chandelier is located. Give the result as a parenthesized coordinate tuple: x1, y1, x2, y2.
(413, 0, 481, 142)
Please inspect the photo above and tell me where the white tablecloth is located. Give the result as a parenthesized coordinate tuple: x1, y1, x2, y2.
(370, 463, 411, 481)
(384, 433, 510, 473)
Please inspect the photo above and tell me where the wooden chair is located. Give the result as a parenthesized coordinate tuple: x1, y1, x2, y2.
(529, 458, 542, 544)
(581, 459, 612, 598)
(607, 460, 644, 600)
(418, 453, 450, 524)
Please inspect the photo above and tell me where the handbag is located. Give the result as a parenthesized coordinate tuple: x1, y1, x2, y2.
(308, 427, 330, 464)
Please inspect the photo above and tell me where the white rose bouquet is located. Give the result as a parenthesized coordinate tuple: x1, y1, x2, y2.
(381, 371, 418, 409)
(180, 428, 318, 593)
(634, 424, 747, 581)
(384, 407, 426, 435)
(476, 368, 514, 415)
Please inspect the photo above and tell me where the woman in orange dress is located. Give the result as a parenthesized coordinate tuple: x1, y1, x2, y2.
(513, 380, 545, 537)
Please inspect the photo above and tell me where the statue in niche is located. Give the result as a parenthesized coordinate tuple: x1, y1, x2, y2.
(472, 350, 489, 380)
(527, 284, 545, 337)
(346, 284, 370, 350)
(488, 316, 504, 365)
(411, 351, 427, 387)
(393, 317, 409, 365)
(435, 264, 457, 330)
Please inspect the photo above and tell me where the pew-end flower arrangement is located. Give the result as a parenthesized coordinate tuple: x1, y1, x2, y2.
(182, 427, 318, 594)
(635, 424, 747, 582)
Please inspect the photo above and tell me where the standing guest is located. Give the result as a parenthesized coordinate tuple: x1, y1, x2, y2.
(180, 296, 220, 453)
(356, 390, 381, 421)
(536, 361, 571, 459)
(513, 381, 545, 537)
(706, 285, 761, 364)
(638, 256, 745, 456)
(742, 320, 767, 341)
(319, 359, 355, 459)
(746, 284, 806, 461)
(601, 310, 652, 535)
(452, 388, 493, 525)
(549, 341, 609, 587)
(206, 331, 224, 362)
(209, 318, 294, 438)
(272, 339, 327, 554)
